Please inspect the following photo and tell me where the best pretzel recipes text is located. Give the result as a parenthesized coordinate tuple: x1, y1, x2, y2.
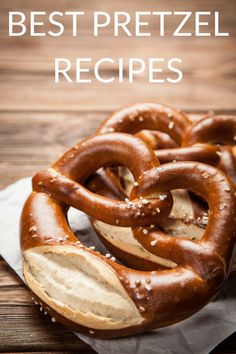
(7, 10, 230, 84)
(9, 11, 229, 37)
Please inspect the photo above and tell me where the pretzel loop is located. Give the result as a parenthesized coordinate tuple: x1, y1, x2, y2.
(32, 133, 172, 227)
(131, 162, 236, 283)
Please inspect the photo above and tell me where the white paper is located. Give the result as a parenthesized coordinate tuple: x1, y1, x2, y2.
(0, 178, 235, 354)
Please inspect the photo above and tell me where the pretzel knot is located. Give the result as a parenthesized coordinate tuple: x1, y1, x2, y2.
(20, 111, 236, 338)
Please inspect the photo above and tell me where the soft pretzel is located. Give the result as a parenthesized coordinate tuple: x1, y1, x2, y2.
(20, 127, 236, 338)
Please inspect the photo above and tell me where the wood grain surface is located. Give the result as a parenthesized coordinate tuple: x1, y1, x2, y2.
(0, 1, 235, 353)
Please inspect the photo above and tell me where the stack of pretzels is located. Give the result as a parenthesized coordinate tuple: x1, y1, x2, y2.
(20, 103, 236, 338)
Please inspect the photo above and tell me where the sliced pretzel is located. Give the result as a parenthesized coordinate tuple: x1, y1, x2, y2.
(20, 130, 236, 338)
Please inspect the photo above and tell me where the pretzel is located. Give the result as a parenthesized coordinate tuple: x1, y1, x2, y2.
(20, 127, 236, 338)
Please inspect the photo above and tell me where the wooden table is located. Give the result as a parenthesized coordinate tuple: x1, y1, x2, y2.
(0, 1, 235, 353)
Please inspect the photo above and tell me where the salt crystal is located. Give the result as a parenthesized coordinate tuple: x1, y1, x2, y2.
(145, 284, 152, 292)
(159, 194, 167, 200)
(139, 306, 145, 312)
(219, 203, 226, 210)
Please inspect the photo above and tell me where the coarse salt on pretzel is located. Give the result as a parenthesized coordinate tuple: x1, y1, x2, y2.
(20, 128, 236, 338)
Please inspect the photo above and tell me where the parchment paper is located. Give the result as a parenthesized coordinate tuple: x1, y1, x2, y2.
(0, 178, 235, 354)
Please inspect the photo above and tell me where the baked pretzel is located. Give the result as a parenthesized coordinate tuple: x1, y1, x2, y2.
(20, 129, 236, 338)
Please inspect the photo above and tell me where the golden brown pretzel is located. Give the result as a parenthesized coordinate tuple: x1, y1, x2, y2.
(183, 115, 236, 181)
(20, 129, 236, 338)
